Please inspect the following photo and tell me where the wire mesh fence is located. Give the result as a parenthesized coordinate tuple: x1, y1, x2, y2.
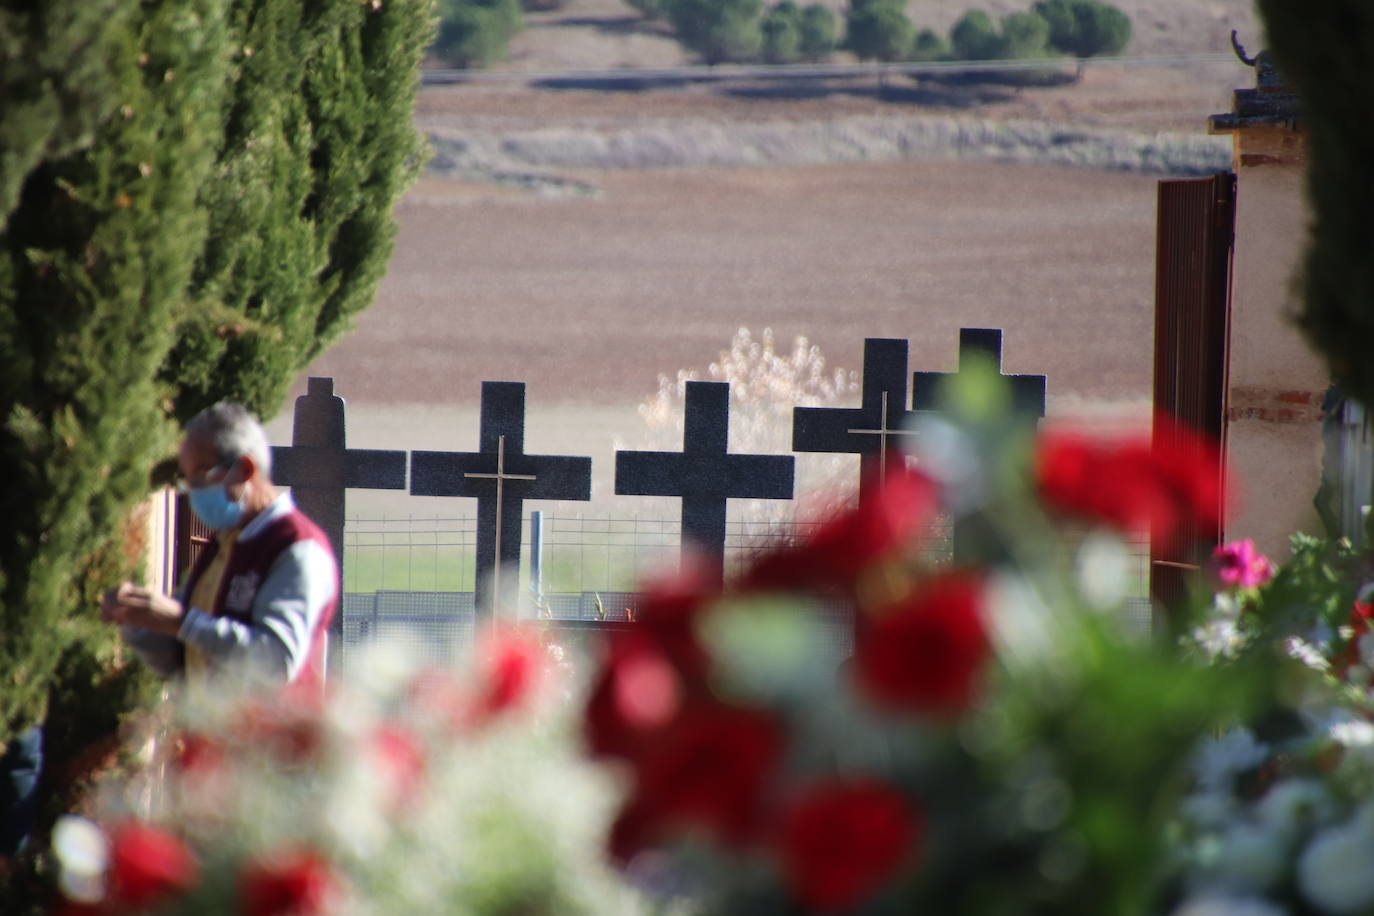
(342, 512, 957, 596)
(337, 513, 1152, 669)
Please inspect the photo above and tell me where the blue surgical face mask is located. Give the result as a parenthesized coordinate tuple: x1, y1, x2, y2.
(187, 480, 245, 531)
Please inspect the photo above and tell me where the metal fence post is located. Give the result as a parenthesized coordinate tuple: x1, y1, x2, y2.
(531, 510, 545, 613)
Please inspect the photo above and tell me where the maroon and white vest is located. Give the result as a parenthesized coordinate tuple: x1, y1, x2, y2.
(182, 508, 337, 688)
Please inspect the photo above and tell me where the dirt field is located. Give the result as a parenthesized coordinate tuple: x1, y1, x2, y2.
(302, 158, 1162, 406)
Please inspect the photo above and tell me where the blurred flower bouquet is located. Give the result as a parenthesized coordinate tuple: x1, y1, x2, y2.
(584, 368, 1280, 915)
(52, 634, 647, 915)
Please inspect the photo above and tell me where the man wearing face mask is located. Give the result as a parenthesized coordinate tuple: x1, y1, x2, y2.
(101, 402, 338, 687)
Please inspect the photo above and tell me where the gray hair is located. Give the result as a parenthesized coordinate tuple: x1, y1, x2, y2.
(185, 401, 273, 479)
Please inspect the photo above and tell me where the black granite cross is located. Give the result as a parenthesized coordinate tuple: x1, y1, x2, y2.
(616, 381, 794, 583)
(410, 382, 591, 616)
(911, 328, 1047, 421)
(271, 377, 408, 646)
(792, 338, 919, 502)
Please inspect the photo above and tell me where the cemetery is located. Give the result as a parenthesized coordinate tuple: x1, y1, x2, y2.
(4, 0, 1374, 914)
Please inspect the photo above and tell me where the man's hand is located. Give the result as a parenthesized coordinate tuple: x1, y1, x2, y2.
(100, 582, 185, 636)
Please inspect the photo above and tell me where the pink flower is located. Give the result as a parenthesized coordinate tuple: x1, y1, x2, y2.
(1212, 539, 1273, 589)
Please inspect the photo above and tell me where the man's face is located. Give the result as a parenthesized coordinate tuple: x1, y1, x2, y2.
(177, 432, 248, 499)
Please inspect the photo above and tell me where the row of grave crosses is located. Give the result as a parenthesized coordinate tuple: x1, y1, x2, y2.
(271, 330, 1047, 620)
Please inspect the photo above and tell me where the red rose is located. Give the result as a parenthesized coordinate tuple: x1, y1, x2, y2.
(106, 820, 198, 908)
(1333, 600, 1374, 679)
(853, 573, 989, 714)
(584, 632, 682, 761)
(239, 848, 339, 916)
(776, 780, 920, 911)
(743, 466, 936, 592)
(631, 701, 783, 844)
(633, 554, 719, 679)
(606, 797, 662, 866)
(1035, 418, 1223, 551)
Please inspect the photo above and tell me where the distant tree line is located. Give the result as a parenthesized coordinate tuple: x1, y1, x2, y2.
(430, 0, 1129, 72)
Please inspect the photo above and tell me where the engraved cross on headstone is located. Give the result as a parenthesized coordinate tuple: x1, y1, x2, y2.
(616, 381, 795, 584)
(410, 382, 591, 616)
(792, 338, 919, 502)
(271, 377, 408, 645)
(911, 328, 1047, 421)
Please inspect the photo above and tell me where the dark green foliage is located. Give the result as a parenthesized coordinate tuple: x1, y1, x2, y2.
(845, 0, 913, 62)
(667, 0, 764, 64)
(1033, 0, 1130, 59)
(433, 0, 522, 68)
(761, 1, 803, 64)
(1000, 10, 1051, 59)
(797, 4, 838, 61)
(0, 0, 431, 837)
(1257, 0, 1374, 408)
(949, 9, 1052, 61)
(167, 0, 433, 420)
(950, 9, 1000, 60)
(0, 1, 136, 225)
(0, 0, 231, 751)
(909, 27, 949, 62)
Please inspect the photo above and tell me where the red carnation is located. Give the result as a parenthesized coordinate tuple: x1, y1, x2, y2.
(853, 573, 989, 714)
(776, 780, 920, 911)
(743, 465, 936, 592)
(631, 701, 783, 844)
(239, 848, 340, 916)
(106, 820, 199, 908)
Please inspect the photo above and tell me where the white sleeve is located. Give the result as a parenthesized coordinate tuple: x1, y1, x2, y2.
(177, 540, 337, 682)
(121, 626, 184, 678)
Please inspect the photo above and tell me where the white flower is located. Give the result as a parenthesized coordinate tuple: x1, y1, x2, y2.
(1180, 792, 1238, 830)
(1329, 720, 1374, 748)
(1211, 824, 1288, 890)
(1297, 804, 1374, 914)
(1192, 728, 1270, 793)
(1256, 779, 1337, 839)
(52, 815, 109, 904)
(1285, 637, 1332, 673)
(1191, 618, 1245, 661)
(1075, 531, 1131, 611)
(1171, 893, 1288, 916)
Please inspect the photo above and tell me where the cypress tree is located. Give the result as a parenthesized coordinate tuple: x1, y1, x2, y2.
(0, 1, 139, 222)
(0, 0, 232, 754)
(0, 0, 433, 874)
(168, 0, 435, 420)
(1256, 0, 1374, 408)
